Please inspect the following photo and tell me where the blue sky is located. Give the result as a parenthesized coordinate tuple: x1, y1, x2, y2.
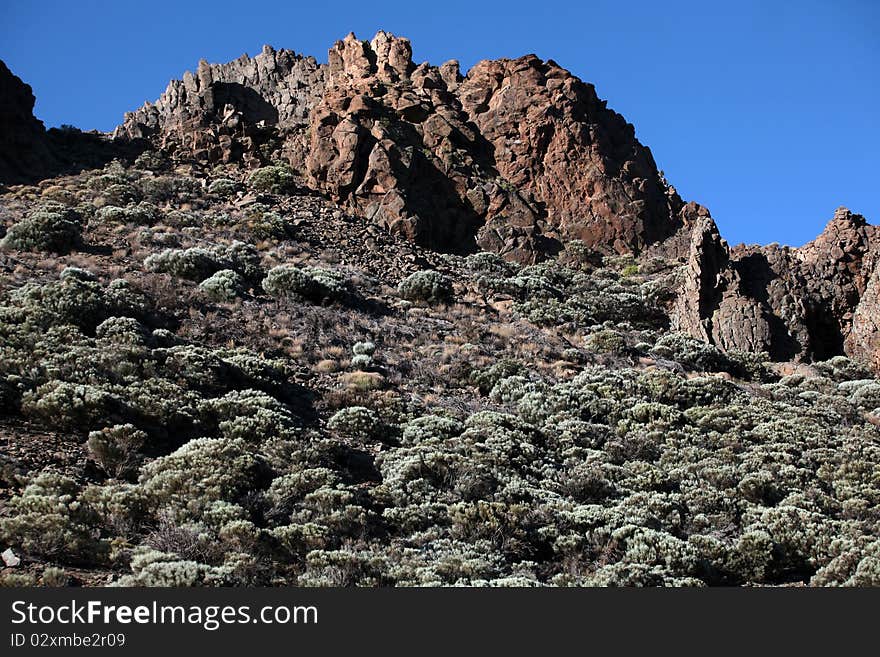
(2, 0, 877, 246)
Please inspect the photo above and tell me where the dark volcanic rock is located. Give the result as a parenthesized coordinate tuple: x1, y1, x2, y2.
(119, 32, 683, 262)
(304, 32, 498, 255)
(0, 60, 60, 184)
(0, 60, 141, 184)
(458, 55, 682, 255)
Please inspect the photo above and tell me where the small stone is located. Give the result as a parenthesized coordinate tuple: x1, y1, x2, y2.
(2, 548, 21, 567)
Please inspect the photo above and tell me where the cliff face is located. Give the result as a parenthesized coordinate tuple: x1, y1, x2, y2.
(0, 61, 60, 184)
(668, 206, 880, 366)
(3, 32, 878, 370)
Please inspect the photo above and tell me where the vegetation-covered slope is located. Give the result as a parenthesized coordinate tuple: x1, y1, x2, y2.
(1, 155, 878, 586)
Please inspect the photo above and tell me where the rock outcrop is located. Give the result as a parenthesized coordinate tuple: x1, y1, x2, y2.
(119, 32, 683, 261)
(0, 61, 60, 184)
(117, 46, 325, 168)
(668, 205, 880, 365)
(458, 55, 681, 255)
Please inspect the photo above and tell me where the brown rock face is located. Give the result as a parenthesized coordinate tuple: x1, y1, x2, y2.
(850, 267, 880, 371)
(458, 56, 680, 255)
(304, 33, 497, 254)
(120, 32, 681, 261)
(0, 60, 60, 183)
(304, 34, 683, 259)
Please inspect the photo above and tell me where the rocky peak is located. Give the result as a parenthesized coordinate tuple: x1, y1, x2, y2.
(117, 47, 325, 166)
(458, 55, 682, 255)
(113, 32, 683, 262)
(327, 32, 414, 85)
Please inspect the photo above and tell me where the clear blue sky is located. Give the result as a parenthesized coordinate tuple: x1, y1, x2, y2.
(2, 0, 877, 247)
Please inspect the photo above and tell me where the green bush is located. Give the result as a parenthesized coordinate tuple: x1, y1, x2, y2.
(247, 165, 298, 194)
(1, 204, 82, 253)
(262, 265, 349, 303)
(199, 269, 244, 301)
(145, 247, 225, 282)
(207, 178, 240, 197)
(0, 472, 110, 564)
(397, 270, 453, 304)
(327, 406, 382, 442)
(87, 424, 147, 479)
(96, 202, 158, 225)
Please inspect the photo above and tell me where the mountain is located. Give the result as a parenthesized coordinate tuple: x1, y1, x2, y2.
(7, 32, 876, 370)
(0, 33, 878, 587)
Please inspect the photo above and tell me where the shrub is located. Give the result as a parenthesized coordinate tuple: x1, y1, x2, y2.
(205, 389, 298, 443)
(471, 360, 524, 395)
(222, 241, 263, 281)
(96, 202, 158, 225)
(327, 406, 382, 442)
(652, 333, 730, 372)
(397, 270, 453, 304)
(21, 381, 123, 430)
(350, 342, 376, 371)
(140, 437, 264, 511)
(199, 269, 244, 301)
(87, 424, 147, 479)
(139, 175, 200, 203)
(813, 356, 873, 383)
(87, 172, 127, 191)
(352, 341, 376, 356)
(95, 316, 148, 345)
(41, 567, 70, 587)
(1, 205, 82, 253)
(207, 178, 240, 197)
(262, 265, 319, 299)
(248, 210, 291, 239)
(0, 472, 109, 564)
(145, 247, 225, 282)
(100, 183, 140, 206)
(351, 354, 373, 370)
(133, 150, 170, 171)
(262, 265, 349, 303)
(401, 415, 463, 445)
(585, 329, 627, 354)
(247, 165, 298, 194)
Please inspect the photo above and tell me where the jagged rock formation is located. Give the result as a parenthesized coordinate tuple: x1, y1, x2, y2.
(457, 55, 682, 255)
(116, 46, 325, 168)
(0, 61, 61, 183)
(118, 32, 684, 261)
(668, 205, 880, 365)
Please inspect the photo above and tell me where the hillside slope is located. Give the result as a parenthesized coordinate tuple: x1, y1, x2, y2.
(0, 34, 877, 587)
